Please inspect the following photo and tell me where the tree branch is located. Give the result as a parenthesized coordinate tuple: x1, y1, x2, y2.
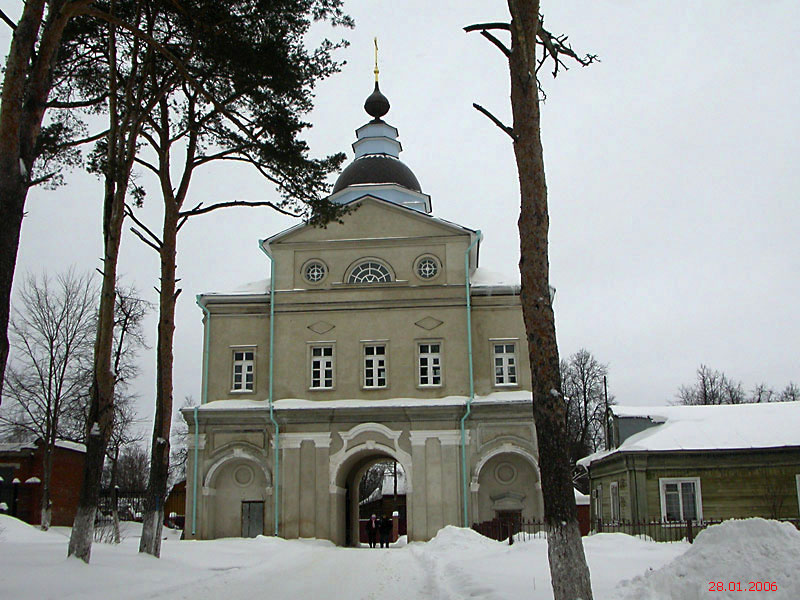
(0, 8, 16, 31)
(133, 156, 159, 176)
(472, 103, 516, 141)
(47, 93, 108, 109)
(124, 205, 163, 247)
(480, 30, 510, 58)
(52, 129, 109, 151)
(464, 22, 510, 32)
(130, 228, 162, 253)
(178, 200, 303, 220)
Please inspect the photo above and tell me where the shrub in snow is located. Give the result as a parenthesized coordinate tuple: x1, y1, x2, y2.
(617, 518, 800, 600)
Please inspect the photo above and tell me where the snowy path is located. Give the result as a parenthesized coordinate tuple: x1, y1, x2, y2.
(156, 544, 438, 600)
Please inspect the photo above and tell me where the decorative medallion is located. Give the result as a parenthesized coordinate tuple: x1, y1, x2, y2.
(494, 461, 518, 485)
(233, 464, 254, 487)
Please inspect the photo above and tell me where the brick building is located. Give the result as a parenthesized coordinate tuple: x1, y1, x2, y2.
(0, 439, 86, 527)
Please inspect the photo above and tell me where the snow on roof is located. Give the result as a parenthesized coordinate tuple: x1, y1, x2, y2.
(381, 469, 407, 496)
(574, 488, 590, 506)
(194, 390, 532, 412)
(0, 442, 37, 453)
(54, 440, 86, 453)
(469, 267, 519, 287)
(360, 469, 408, 505)
(202, 278, 270, 297)
(0, 439, 85, 454)
(578, 402, 800, 468)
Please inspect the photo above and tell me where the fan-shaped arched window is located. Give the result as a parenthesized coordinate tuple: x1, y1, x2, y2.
(348, 261, 392, 284)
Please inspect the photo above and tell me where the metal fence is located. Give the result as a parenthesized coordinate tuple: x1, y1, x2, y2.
(97, 489, 147, 523)
(473, 517, 800, 545)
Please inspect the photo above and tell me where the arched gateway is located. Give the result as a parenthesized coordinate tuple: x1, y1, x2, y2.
(183, 79, 544, 544)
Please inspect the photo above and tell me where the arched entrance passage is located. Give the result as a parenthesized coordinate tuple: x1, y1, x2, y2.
(331, 443, 412, 547)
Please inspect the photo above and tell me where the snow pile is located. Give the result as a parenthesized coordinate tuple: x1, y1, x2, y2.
(617, 518, 800, 600)
(0, 515, 50, 543)
(424, 525, 501, 552)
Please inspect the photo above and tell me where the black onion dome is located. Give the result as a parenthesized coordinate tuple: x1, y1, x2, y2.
(332, 155, 421, 194)
(364, 82, 390, 119)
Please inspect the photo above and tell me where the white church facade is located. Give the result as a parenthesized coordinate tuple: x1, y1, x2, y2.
(183, 80, 544, 545)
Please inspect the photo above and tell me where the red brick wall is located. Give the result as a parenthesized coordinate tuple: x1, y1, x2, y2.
(10, 444, 85, 527)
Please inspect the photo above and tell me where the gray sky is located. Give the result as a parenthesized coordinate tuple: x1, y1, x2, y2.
(2, 1, 799, 434)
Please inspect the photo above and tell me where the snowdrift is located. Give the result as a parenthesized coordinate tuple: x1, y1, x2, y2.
(424, 524, 501, 552)
(617, 518, 800, 600)
(0, 515, 52, 543)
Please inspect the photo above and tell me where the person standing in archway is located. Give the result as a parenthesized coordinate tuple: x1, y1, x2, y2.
(379, 514, 392, 548)
(367, 514, 379, 548)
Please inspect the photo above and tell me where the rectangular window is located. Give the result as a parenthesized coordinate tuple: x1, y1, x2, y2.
(610, 481, 620, 521)
(363, 344, 387, 389)
(310, 345, 334, 389)
(492, 341, 518, 386)
(232, 349, 255, 392)
(593, 484, 603, 522)
(796, 475, 799, 518)
(418, 342, 442, 387)
(659, 478, 702, 522)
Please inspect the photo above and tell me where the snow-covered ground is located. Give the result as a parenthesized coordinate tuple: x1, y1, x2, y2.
(1, 516, 797, 599)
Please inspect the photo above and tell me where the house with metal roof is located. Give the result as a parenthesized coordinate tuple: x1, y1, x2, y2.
(577, 403, 800, 528)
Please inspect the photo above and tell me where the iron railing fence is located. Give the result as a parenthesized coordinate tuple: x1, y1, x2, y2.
(96, 489, 147, 523)
(473, 517, 800, 545)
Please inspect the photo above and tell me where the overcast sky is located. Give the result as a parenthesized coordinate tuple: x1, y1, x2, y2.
(2, 1, 798, 435)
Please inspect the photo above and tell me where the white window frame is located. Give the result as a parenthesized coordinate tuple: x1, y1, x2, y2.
(417, 340, 443, 388)
(231, 347, 256, 393)
(490, 339, 519, 387)
(302, 259, 328, 285)
(308, 343, 335, 390)
(347, 259, 393, 284)
(362, 341, 388, 389)
(609, 481, 620, 522)
(593, 484, 603, 522)
(413, 254, 441, 281)
(796, 474, 800, 517)
(659, 477, 703, 523)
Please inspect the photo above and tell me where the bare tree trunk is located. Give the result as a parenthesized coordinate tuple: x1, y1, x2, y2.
(111, 447, 121, 543)
(139, 202, 177, 557)
(67, 182, 124, 561)
(507, 1, 593, 598)
(40, 441, 53, 530)
(68, 22, 123, 560)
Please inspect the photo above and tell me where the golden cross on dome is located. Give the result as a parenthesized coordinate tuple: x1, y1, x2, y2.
(374, 37, 379, 82)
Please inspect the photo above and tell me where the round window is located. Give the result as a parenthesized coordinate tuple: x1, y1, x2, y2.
(304, 261, 327, 283)
(416, 256, 439, 280)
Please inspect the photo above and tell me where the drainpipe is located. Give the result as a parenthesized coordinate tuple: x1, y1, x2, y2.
(259, 240, 280, 536)
(192, 296, 211, 537)
(460, 230, 482, 527)
(192, 406, 199, 536)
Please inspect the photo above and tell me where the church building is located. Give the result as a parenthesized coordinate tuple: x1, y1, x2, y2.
(184, 77, 544, 545)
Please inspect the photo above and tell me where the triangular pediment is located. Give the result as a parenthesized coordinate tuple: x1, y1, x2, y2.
(265, 196, 475, 247)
